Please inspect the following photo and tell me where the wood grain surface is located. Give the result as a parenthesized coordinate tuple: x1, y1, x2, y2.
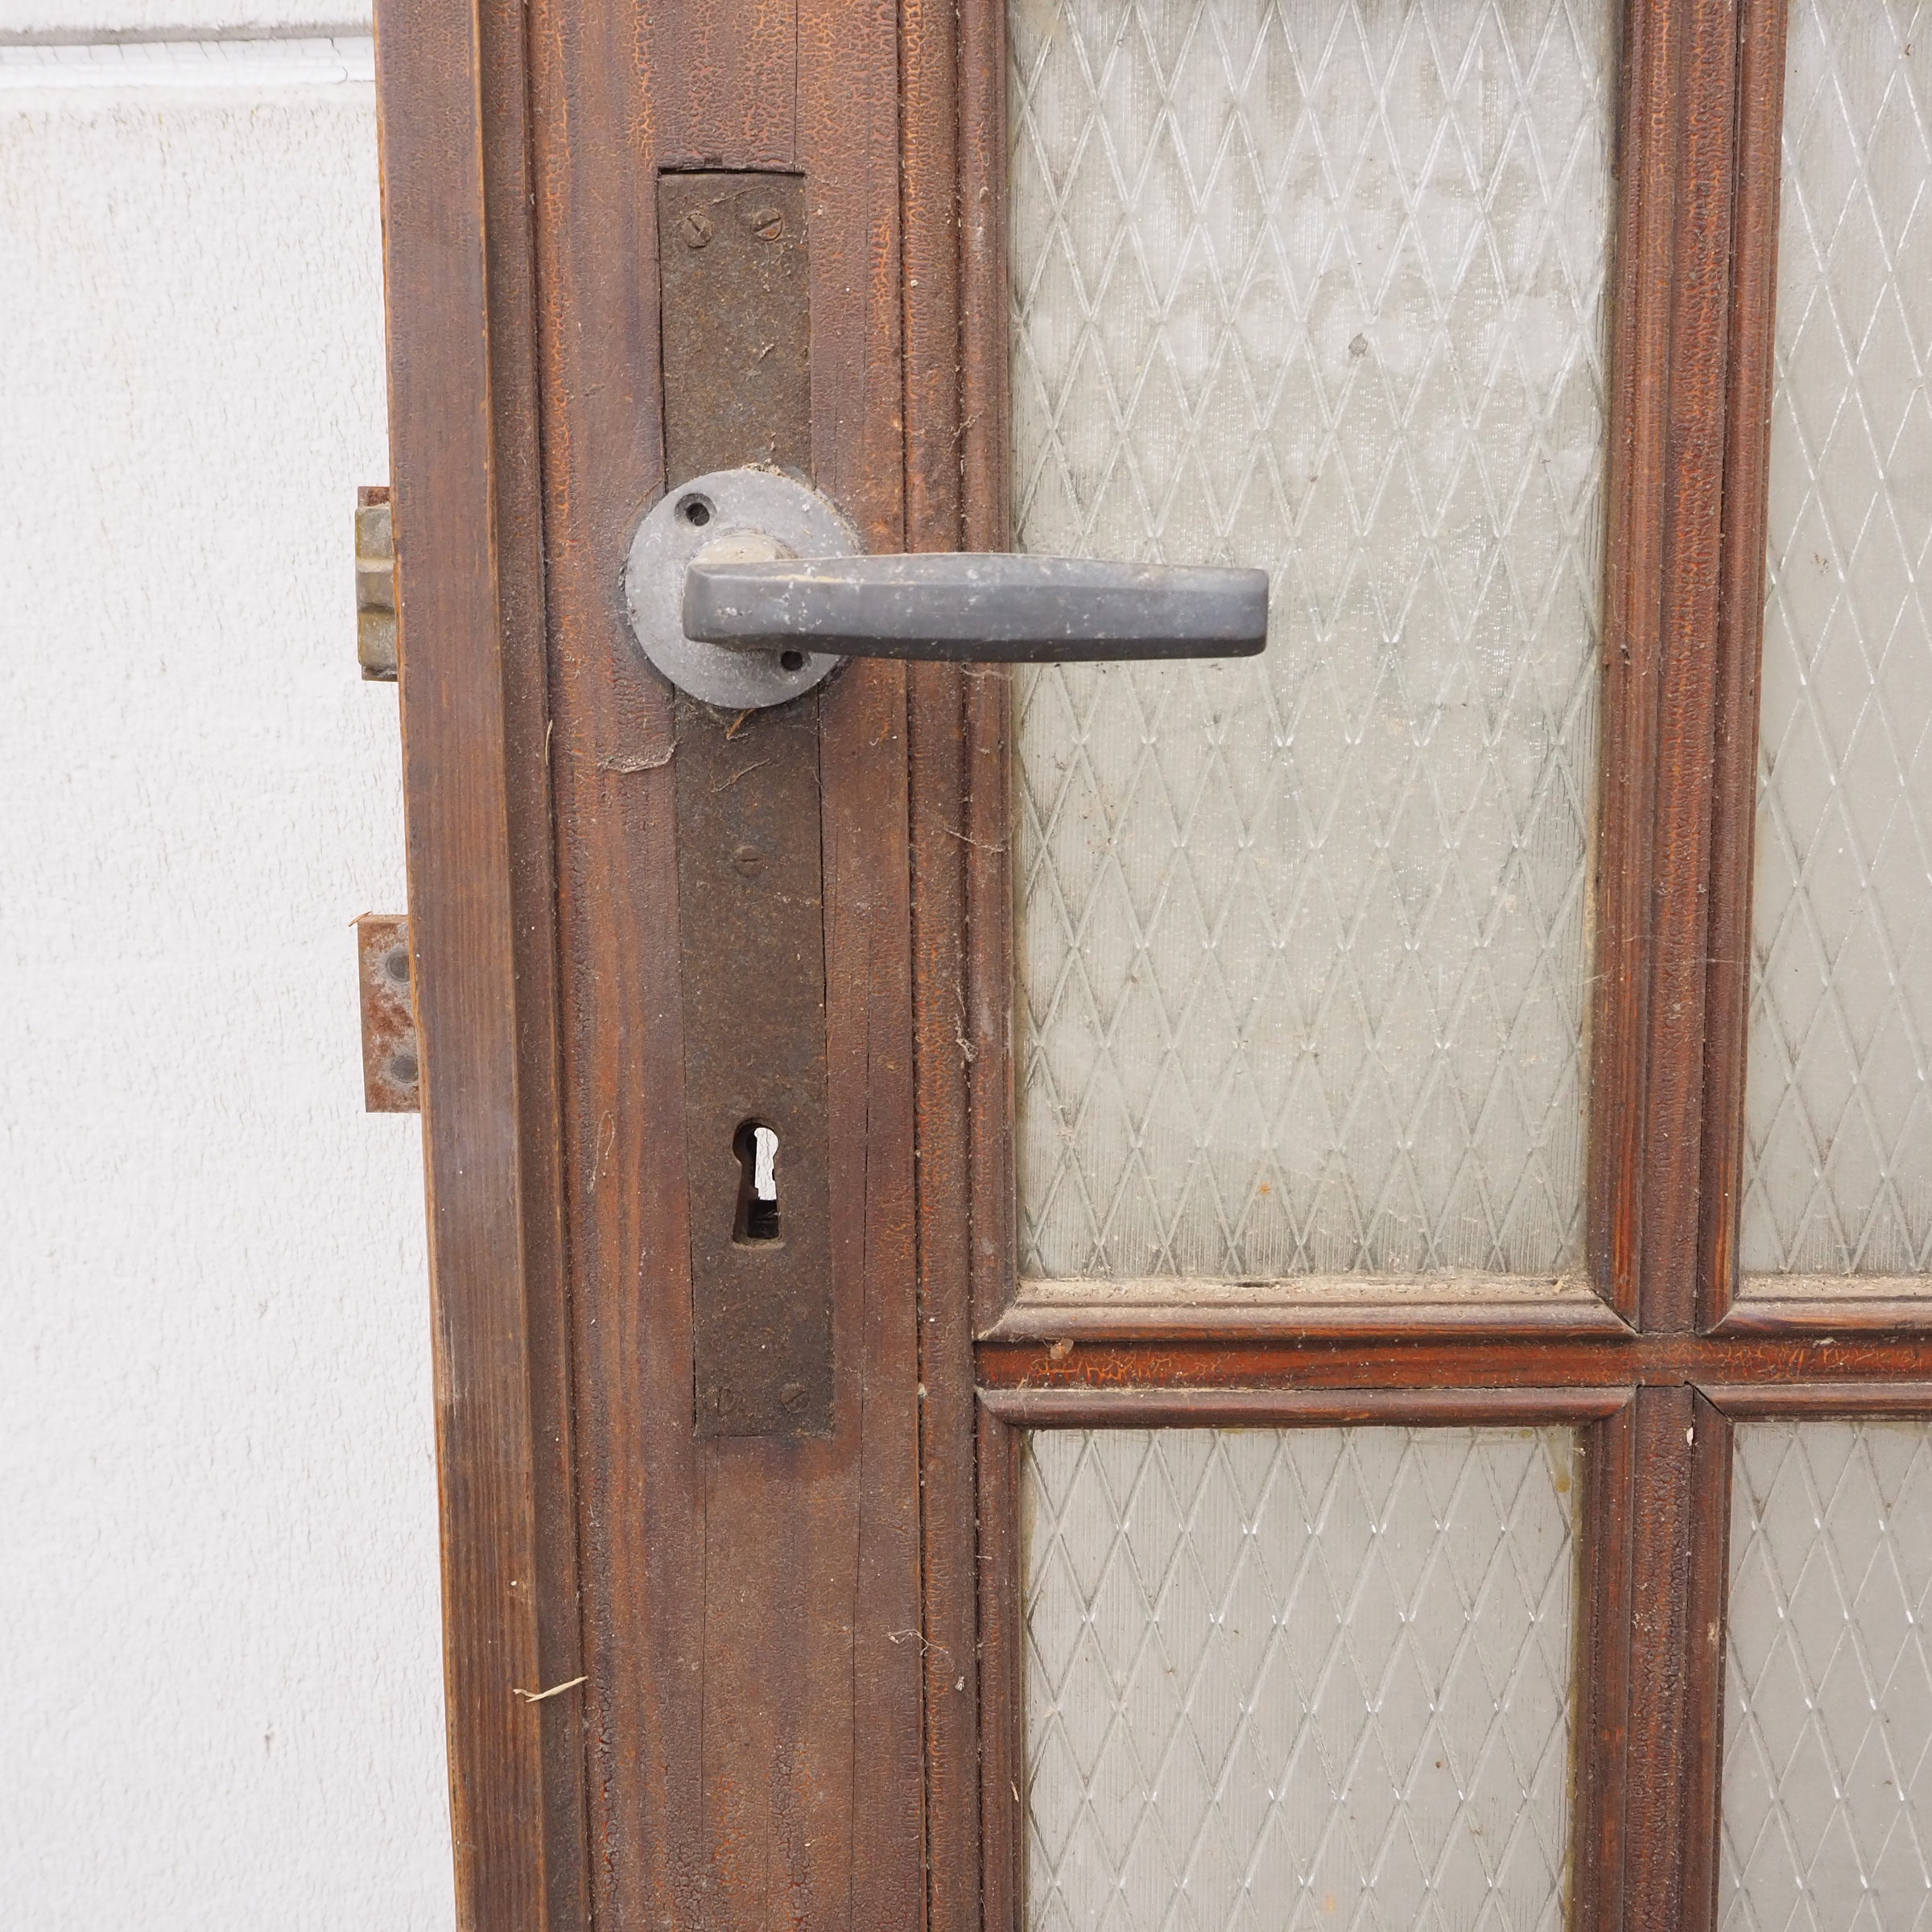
(375, 0, 588, 1923)
(374, 0, 1932, 1922)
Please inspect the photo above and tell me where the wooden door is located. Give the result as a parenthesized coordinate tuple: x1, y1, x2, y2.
(373, 0, 1932, 1926)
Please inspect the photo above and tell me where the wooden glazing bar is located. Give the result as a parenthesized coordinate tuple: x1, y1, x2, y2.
(957, 0, 1015, 1347)
(1569, 1389, 1732, 1932)
(1571, 1402, 1637, 1931)
(979, 1385, 1633, 1428)
(372, 1, 588, 1924)
(1701, 1381, 1932, 1417)
(976, 1331, 1932, 1391)
(985, 1282, 1629, 1343)
(1591, 0, 1676, 1319)
(1699, 0, 1792, 1327)
(976, 1406, 1024, 1932)
(1634, 0, 1744, 1333)
(1715, 1292, 1932, 1336)
(1681, 1392, 1735, 1932)
(1591, 0, 1746, 1331)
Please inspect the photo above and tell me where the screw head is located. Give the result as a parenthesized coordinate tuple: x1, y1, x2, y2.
(679, 208, 715, 250)
(746, 205, 784, 242)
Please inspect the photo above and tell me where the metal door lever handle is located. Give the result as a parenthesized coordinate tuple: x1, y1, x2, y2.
(625, 468, 1270, 708)
(683, 553, 1269, 664)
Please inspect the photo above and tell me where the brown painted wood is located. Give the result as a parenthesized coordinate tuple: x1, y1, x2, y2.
(376, 0, 1932, 1921)
(980, 1386, 1633, 1427)
(1574, 1389, 1730, 1932)
(374, 2, 588, 1927)
(1591, 0, 1744, 1333)
(1699, 0, 1792, 1329)
(984, 1286, 1628, 1343)
(1682, 1393, 1735, 1932)
(910, 651, 987, 1932)
(1590, 0, 1666, 1323)
(976, 1407, 1025, 1932)
(902, 52, 984, 1920)
(976, 1331, 1932, 1392)
(1703, 1381, 1932, 1417)
(957, 0, 1015, 1351)
(1571, 1401, 1636, 1932)
(515, 0, 927, 1925)
(1715, 1294, 1932, 1336)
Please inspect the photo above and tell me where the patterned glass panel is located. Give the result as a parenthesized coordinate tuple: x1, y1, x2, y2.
(1721, 1421, 1932, 1929)
(1740, 0, 1932, 1277)
(1009, 0, 1616, 1281)
(1024, 1428, 1579, 1932)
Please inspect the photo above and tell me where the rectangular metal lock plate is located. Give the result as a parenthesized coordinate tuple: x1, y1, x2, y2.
(661, 171, 832, 1439)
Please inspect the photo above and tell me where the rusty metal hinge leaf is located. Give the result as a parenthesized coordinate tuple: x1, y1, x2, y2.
(357, 914, 419, 1112)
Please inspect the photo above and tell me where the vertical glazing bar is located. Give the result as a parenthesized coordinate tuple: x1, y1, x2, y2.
(1591, 0, 1746, 1330)
(1699, 0, 1792, 1323)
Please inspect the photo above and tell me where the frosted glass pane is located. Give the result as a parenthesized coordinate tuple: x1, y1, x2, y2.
(1721, 1421, 1932, 1929)
(1011, 0, 1615, 1280)
(1741, 0, 1932, 1277)
(1024, 1429, 1579, 1932)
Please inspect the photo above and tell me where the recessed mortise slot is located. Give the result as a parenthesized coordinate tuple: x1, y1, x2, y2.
(733, 1120, 781, 1244)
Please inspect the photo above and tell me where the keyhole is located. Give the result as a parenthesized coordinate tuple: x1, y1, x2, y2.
(733, 1121, 781, 1244)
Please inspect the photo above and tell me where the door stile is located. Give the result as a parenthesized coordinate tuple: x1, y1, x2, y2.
(519, 0, 928, 1926)
(374, 2, 590, 1926)
(902, 0, 1003, 1925)
(910, 651, 988, 1932)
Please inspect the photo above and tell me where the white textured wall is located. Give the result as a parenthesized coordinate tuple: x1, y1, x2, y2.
(2, 3, 369, 38)
(0, 37, 453, 1931)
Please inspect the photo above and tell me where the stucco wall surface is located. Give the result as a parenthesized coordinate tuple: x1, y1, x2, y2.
(2, 3, 369, 38)
(0, 39, 454, 1930)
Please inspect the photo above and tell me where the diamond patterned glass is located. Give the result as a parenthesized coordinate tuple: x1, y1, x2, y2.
(1009, 0, 1616, 1281)
(1024, 1428, 1579, 1932)
(1740, 1, 1932, 1278)
(1720, 1421, 1932, 1929)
